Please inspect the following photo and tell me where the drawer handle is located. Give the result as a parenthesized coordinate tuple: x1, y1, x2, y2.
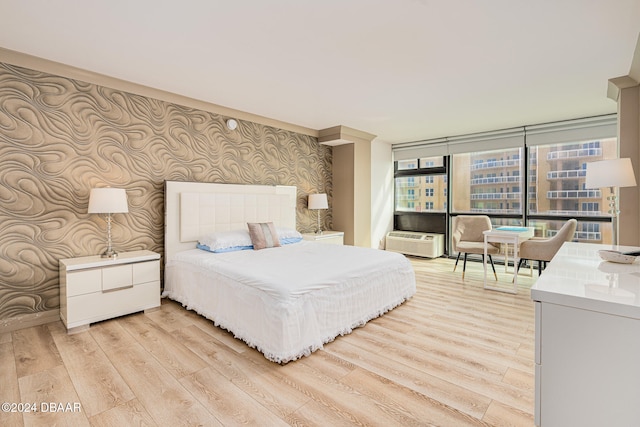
(102, 285, 134, 293)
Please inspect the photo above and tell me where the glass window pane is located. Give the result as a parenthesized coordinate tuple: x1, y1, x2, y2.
(528, 219, 610, 244)
(397, 159, 418, 170)
(395, 175, 447, 212)
(451, 147, 523, 214)
(419, 156, 444, 168)
(527, 137, 617, 217)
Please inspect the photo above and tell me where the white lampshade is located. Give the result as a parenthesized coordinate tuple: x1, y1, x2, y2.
(585, 158, 637, 189)
(88, 188, 129, 214)
(308, 193, 328, 210)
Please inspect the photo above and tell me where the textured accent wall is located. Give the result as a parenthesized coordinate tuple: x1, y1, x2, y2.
(0, 62, 332, 322)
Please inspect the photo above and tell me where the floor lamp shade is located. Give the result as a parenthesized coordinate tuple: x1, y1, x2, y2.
(585, 158, 636, 246)
(585, 158, 637, 189)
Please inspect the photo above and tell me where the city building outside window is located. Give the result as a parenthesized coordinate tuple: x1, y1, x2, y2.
(392, 115, 618, 253)
(451, 147, 523, 216)
(528, 137, 617, 243)
(394, 156, 447, 212)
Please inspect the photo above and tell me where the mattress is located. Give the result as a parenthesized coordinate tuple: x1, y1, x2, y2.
(163, 241, 416, 363)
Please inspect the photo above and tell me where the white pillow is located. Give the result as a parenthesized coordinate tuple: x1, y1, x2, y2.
(276, 227, 303, 240)
(198, 227, 303, 253)
(198, 230, 252, 253)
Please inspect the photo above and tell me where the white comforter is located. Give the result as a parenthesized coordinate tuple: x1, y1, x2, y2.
(164, 241, 416, 363)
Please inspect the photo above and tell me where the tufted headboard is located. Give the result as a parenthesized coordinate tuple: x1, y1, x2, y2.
(164, 181, 297, 263)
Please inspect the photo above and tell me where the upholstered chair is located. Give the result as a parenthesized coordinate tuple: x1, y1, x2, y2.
(516, 219, 577, 275)
(452, 215, 499, 280)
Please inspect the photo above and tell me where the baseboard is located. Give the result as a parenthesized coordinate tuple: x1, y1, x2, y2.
(0, 309, 60, 334)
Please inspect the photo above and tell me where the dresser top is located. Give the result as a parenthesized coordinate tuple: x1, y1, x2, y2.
(531, 242, 640, 319)
(60, 250, 160, 271)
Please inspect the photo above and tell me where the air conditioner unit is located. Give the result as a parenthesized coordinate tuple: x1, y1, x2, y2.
(385, 231, 444, 258)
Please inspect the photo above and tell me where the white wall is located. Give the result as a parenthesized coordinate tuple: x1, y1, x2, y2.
(370, 139, 394, 249)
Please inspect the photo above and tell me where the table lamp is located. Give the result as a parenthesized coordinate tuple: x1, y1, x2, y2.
(88, 187, 129, 258)
(308, 193, 328, 234)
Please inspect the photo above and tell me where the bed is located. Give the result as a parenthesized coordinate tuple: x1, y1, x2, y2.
(163, 181, 416, 363)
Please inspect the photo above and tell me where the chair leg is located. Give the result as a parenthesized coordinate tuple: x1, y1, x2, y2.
(538, 261, 543, 275)
(513, 258, 525, 283)
(453, 252, 461, 272)
(488, 255, 498, 281)
(462, 253, 468, 279)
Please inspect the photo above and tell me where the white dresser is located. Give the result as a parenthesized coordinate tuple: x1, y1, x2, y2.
(59, 250, 161, 332)
(530, 242, 640, 426)
(301, 230, 344, 245)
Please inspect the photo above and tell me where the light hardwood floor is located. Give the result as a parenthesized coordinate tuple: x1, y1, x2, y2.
(1, 256, 537, 426)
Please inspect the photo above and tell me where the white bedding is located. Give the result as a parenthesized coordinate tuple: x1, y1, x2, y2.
(163, 241, 416, 363)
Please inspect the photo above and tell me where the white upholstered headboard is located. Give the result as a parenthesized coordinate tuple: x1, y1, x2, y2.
(164, 181, 297, 262)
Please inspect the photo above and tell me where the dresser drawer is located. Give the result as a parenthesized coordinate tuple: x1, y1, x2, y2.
(102, 264, 133, 291)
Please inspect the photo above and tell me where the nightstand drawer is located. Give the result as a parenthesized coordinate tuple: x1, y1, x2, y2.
(59, 250, 161, 332)
(102, 264, 133, 291)
(133, 260, 160, 284)
(66, 280, 160, 328)
(67, 269, 102, 296)
(302, 231, 344, 245)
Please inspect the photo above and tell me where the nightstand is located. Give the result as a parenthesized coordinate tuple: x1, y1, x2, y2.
(301, 230, 344, 245)
(59, 250, 161, 333)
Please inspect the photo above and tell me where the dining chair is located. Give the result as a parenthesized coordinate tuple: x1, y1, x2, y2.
(452, 215, 499, 280)
(516, 219, 578, 275)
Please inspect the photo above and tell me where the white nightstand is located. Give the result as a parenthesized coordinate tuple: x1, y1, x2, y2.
(59, 250, 161, 333)
(301, 230, 344, 245)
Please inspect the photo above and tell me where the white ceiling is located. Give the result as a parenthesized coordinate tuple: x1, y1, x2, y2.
(1, 0, 639, 143)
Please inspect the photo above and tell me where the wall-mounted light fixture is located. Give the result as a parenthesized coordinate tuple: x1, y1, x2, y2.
(226, 119, 238, 130)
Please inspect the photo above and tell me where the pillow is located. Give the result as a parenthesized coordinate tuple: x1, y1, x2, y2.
(247, 222, 281, 250)
(196, 242, 253, 253)
(197, 230, 253, 253)
(197, 226, 302, 253)
(280, 237, 303, 245)
(276, 227, 303, 240)
(276, 227, 303, 245)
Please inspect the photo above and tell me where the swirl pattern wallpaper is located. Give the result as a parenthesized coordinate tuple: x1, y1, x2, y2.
(0, 62, 332, 325)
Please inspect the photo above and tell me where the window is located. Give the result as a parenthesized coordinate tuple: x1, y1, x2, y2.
(392, 115, 618, 246)
(527, 137, 617, 244)
(394, 156, 447, 212)
(397, 160, 418, 170)
(527, 138, 617, 217)
(419, 157, 444, 168)
(451, 147, 523, 214)
(581, 202, 600, 213)
(576, 222, 601, 241)
(395, 175, 447, 212)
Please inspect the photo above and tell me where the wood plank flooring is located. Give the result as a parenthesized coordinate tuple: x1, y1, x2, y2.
(0, 256, 537, 426)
